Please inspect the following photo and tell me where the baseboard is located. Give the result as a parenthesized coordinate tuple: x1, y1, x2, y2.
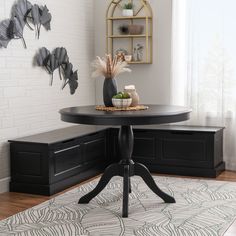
(225, 162, 236, 171)
(0, 177, 10, 193)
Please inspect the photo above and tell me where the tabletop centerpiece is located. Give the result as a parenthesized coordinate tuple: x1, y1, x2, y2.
(112, 91, 132, 108)
(92, 54, 131, 107)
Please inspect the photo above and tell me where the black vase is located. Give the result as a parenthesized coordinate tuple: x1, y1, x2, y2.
(103, 78, 118, 107)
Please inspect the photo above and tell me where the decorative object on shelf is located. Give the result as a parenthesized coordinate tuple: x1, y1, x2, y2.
(92, 54, 131, 107)
(95, 104, 148, 111)
(133, 43, 144, 61)
(124, 55, 132, 62)
(107, 0, 153, 64)
(118, 24, 144, 36)
(34, 47, 78, 95)
(115, 48, 128, 61)
(119, 24, 129, 35)
(128, 24, 144, 35)
(122, 3, 134, 17)
(124, 84, 140, 107)
(115, 48, 128, 55)
(0, 0, 51, 49)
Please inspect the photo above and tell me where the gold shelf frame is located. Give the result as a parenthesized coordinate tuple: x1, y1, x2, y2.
(106, 0, 153, 64)
(108, 34, 151, 38)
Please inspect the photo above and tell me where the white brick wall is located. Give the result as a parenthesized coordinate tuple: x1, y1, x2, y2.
(0, 0, 95, 192)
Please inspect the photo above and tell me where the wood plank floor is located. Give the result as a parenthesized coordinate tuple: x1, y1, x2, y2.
(0, 171, 236, 235)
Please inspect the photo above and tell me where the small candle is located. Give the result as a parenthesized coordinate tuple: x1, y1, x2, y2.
(124, 85, 135, 90)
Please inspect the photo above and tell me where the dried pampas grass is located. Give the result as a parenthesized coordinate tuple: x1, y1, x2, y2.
(92, 54, 131, 79)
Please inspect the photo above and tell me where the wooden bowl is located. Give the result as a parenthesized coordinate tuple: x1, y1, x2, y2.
(128, 25, 144, 35)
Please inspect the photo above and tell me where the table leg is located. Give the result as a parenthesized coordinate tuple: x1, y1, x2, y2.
(118, 126, 134, 217)
(129, 177, 131, 193)
(134, 162, 175, 203)
(78, 125, 175, 217)
(78, 163, 121, 204)
(122, 165, 129, 217)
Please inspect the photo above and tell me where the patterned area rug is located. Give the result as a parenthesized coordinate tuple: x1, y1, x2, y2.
(1, 176, 236, 236)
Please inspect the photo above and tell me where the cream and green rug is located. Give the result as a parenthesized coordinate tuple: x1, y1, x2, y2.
(1, 176, 236, 236)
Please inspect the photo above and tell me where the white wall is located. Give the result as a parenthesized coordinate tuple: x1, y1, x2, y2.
(0, 0, 95, 193)
(94, 0, 172, 105)
(0, 0, 173, 193)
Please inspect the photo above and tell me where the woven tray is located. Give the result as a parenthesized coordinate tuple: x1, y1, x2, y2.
(95, 105, 149, 111)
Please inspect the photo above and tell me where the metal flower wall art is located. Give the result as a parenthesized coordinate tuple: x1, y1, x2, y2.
(0, 0, 52, 49)
(35, 47, 78, 95)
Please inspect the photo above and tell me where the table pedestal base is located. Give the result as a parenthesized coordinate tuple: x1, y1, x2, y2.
(78, 125, 175, 217)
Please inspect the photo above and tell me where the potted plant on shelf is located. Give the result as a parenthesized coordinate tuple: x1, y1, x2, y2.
(122, 3, 134, 17)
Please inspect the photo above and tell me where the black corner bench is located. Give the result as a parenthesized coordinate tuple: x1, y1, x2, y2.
(9, 125, 225, 195)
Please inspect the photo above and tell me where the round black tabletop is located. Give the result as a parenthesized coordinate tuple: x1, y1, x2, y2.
(60, 105, 191, 126)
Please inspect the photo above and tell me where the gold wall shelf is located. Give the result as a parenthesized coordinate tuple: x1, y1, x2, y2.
(106, 0, 153, 64)
(108, 16, 152, 20)
(108, 35, 149, 38)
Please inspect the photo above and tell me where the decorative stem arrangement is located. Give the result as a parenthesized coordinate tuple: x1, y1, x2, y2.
(35, 47, 78, 95)
(92, 54, 131, 106)
(92, 54, 131, 79)
(0, 0, 52, 49)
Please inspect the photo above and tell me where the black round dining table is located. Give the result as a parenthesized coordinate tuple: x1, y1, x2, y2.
(60, 104, 191, 217)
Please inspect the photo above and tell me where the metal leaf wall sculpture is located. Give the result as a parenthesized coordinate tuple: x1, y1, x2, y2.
(40, 6, 52, 31)
(26, 4, 51, 39)
(68, 70, 79, 95)
(11, 0, 32, 29)
(0, 0, 52, 49)
(0, 19, 13, 48)
(47, 54, 59, 86)
(35, 47, 50, 66)
(52, 47, 69, 82)
(30, 4, 41, 38)
(35, 47, 79, 95)
(52, 47, 69, 65)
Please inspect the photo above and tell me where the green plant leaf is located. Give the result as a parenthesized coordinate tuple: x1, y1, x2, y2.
(123, 3, 133, 9)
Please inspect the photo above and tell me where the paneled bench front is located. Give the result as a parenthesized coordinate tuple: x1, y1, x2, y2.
(9, 125, 225, 195)
(9, 125, 110, 195)
(110, 125, 225, 178)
